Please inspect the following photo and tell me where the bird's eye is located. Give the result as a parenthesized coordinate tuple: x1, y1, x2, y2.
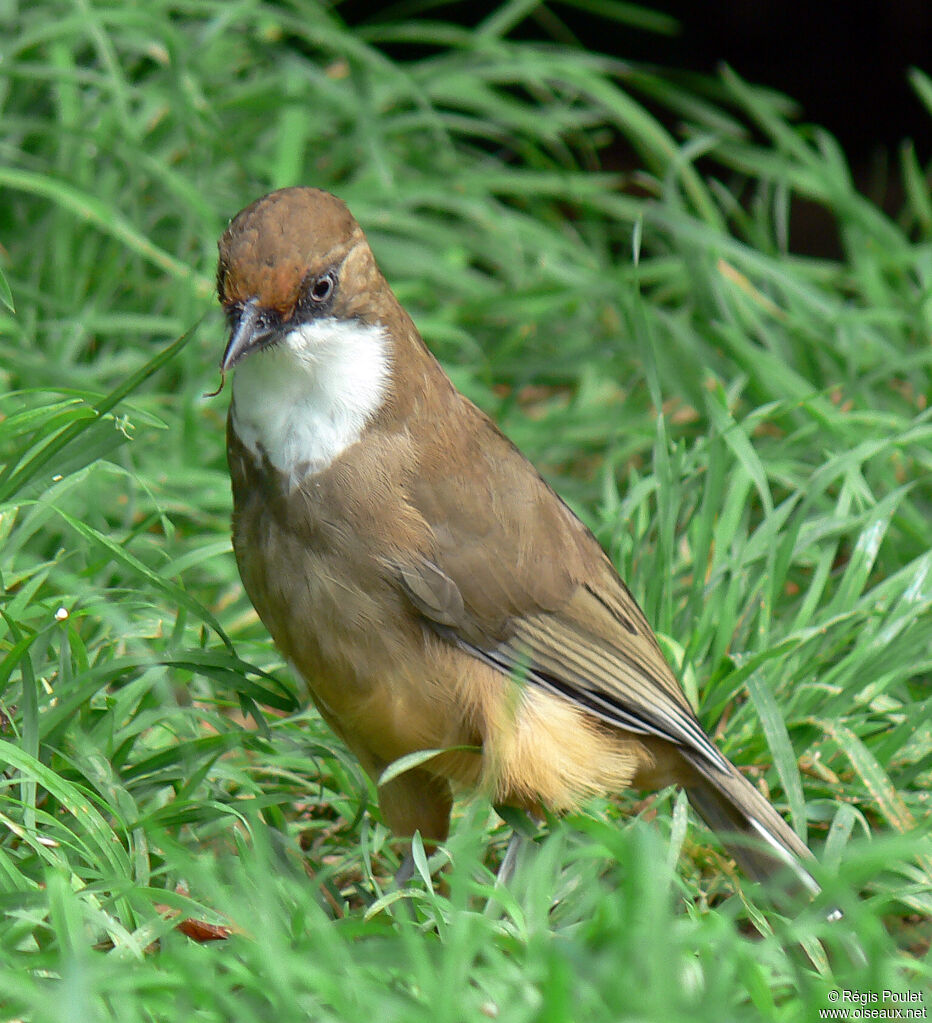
(309, 271, 336, 304)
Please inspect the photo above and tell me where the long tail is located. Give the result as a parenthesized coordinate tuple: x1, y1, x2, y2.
(682, 753, 820, 901)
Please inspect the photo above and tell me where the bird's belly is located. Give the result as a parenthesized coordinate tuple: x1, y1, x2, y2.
(236, 520, 480, 774)
(233, 505, 651, 812)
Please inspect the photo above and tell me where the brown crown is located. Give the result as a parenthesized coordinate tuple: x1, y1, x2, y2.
(217, 187, 365, 317)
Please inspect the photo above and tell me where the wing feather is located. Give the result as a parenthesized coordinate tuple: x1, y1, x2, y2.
(394, 401, 729, 775)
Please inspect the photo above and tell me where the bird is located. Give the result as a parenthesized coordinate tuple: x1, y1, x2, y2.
(215, 185, 821, 901)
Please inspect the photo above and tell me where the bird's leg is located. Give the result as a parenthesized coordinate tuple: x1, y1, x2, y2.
(495, 829, 525, 886)
(387, 842, 423, 925)
(483, 812, 539, 919)
(492, 805, 540, 886)
(394, 847, 417, 888)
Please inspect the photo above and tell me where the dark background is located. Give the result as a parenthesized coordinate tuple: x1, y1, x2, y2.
(338, 1, 931, 255)
(603, 0, 929, 162)
(341, 1, 932, 163)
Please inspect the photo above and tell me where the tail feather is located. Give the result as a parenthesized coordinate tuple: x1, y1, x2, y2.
(682, 754, 820, 900)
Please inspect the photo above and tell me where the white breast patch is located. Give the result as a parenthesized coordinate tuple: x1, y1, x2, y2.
(230, 317, 390, 483)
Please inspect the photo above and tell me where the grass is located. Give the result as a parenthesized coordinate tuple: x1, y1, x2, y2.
(1, 1, 930, 1019)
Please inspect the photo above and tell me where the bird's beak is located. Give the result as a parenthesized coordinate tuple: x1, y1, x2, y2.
(220, 298, 278, 372)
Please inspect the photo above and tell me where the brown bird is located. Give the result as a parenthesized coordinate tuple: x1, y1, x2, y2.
(217, 186, 819, 899)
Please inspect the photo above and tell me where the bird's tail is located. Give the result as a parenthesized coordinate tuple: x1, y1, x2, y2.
(682, 753, 820, 902)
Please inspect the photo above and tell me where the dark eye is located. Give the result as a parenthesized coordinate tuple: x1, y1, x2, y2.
(309, 271, 335, 304)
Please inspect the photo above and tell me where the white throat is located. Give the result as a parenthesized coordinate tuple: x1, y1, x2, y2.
(230, 317, 390, 482)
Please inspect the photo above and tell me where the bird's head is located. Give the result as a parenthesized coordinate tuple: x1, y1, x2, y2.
(216, 187, 385, 373)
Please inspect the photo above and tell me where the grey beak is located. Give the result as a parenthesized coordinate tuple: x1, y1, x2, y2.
(220, 298, 278, 372)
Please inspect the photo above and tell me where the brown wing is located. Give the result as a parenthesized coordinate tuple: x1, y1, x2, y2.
(395, 398, 730, 777)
